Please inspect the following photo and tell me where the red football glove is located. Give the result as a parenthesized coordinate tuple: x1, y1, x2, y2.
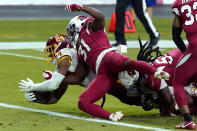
(65, 4, 83, 12)
(42, 70, 53, 80)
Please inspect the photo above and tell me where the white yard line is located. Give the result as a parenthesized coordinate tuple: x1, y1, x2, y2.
(0, 102, 172, 131)
(0, 40, 188, 50)
(0, 52, 44, 60)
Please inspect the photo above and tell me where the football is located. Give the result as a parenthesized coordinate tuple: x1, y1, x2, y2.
(32, 84, 68, 104)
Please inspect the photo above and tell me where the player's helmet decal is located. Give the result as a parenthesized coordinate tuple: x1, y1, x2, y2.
(66, 15, 88, 44)
(44, 34, 73, 64)
(118, 70, 139, 88)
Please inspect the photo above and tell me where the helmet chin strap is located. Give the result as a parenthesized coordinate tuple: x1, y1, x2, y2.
(74, 33, 79, 44)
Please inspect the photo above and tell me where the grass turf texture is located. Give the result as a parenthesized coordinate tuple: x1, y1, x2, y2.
(0, 48, 193, 131)
(0, 18, 190, 130)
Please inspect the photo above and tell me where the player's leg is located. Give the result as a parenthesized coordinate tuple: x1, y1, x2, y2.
(113, 0, 130, 46)
(78, 73, 112, 119)
(104, 51, 156, 75)
(173, 47, 197, 129)
(146, 0, 157, 18)
(132, 0, 160, 47)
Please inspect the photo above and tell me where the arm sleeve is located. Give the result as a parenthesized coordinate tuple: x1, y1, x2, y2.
(172, 26, 186, 53)
(125, 60, 157, 75)
(33, 72, 65, 91)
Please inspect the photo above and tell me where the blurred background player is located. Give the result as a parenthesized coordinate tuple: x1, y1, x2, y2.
(171, 0, 197, 129)
(129, 0, 157, 23)
(112, 0, 160, 52)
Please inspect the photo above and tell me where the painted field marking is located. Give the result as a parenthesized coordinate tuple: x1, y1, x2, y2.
(0, 52, 44, 60)
(0, 102, 172, 131)
(0, 40, 188, 49)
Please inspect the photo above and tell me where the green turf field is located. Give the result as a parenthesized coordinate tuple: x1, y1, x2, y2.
(0, 18, 186, 42)
(0, 18, 191, 131)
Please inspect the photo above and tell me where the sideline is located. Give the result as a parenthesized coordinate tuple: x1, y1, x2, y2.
(0, 102, 172, 131)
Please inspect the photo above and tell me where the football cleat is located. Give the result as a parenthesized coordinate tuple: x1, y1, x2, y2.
(116, 44, 127, 53)
(148, 33, 160, 48)
(175, 121, 196, 130)
(109, 111, 124, 122)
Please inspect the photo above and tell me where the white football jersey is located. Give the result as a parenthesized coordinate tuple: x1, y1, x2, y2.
(56, 48, 78, 72)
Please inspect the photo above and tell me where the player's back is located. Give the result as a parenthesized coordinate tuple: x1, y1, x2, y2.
(152, 48, 182, 85)
(76, 18, 112, 73)
(172, 0, 197, 44)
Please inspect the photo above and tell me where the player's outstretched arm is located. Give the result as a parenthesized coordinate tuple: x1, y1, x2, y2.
(172, 14, 187, 53)
(25, 82, 68, 104)
(19, 57, 70, 92)
(65, 4, 105, 32)
(82, 5, 105, 32)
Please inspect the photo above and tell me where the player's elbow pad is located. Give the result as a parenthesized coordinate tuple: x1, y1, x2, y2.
(34, 72, 65, 91)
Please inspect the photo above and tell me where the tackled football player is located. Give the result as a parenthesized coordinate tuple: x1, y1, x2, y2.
(19, 4, 169, 121)
(22, 35, 197, 117)
(64, 4, 169, 121)
(18, 34, 148, 121)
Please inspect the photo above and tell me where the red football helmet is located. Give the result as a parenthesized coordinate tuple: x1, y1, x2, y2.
(44, 34, 73, 64)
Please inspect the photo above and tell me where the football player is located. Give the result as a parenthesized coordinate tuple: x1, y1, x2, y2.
(65, 4, 169, 121)
(23, 39, 197, 117)
(171, 0, 197, 129)
(19, 34, 151, 121)
(19, 34, 78, 102)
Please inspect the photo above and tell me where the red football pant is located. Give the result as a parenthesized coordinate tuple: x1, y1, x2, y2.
(78, 51, 157, 119)
(173, 45, 197, 107)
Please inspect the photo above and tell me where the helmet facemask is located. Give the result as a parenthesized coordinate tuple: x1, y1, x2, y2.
(44, 43, 58, 64)
(66, 23, 79, 44)
(66, 16, 87, 44)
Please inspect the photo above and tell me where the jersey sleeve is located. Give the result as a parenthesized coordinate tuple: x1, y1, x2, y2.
(56, 48, 72, 64)
(171, 0, 180, 16)
(56, 48, 78, 72)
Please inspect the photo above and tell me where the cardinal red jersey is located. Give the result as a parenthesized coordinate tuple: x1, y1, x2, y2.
(172, 0, 197, 47)
(76, 17, 112, 73)
(152, 48, 182, 86)
(145, 48, 182, 91)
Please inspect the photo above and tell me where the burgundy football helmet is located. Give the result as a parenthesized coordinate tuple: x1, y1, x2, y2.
(44, 34, 73, 64)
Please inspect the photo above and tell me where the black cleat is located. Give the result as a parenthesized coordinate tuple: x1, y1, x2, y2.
(148, 33, 161, 48)
(112, 41, 127, 47)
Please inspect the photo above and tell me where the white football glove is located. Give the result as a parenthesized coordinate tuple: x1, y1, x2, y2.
(25, 92, 36, 102)
(154, 70, 170, 80)
(42, 70, 53, 80)
(19, 78, 35, 92)
(109, 111, 124, 122)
